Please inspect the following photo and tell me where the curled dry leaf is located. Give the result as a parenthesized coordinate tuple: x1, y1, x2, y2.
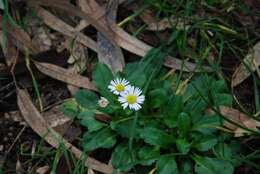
(208, 106, 260, 137)
(33, 61, 97, 91)
(17, 88, 114, 174)
(232, 42, 260, 87)
(31, 27, 52, 53)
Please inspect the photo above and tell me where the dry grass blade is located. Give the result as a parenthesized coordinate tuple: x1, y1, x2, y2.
(33, 61, 97, 91)
(17, 88, 114, 174)
(36, 7, 97, 52)
(232, 42, 260, 87)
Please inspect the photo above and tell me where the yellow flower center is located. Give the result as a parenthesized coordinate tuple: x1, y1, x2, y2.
(115, 84, 125, 92)
(126, 94, 137, 104)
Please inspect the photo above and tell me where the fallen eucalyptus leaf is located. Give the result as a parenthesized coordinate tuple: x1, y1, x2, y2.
(96, 0, 125, 73)
(33, 61, 96, 91)
(207, 106, 260, 137)
(232, 42, 260, 87)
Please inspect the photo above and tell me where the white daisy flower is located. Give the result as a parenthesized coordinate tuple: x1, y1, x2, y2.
(108, 78, 130, 95)
(118, 86, 145, 111)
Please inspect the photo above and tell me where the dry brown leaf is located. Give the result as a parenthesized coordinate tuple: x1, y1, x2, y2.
(0, 30, 18, 67)
(4, 107, 71, 135)
(36, 7, 98, 52)
(66, 43, 87, 95)
(95, 0, 125, 73)
(88, 0, 210, 72)
(88, 169, 95, 174)
(17, 88, 114, 174)
(0, 15, 39, 54)
(31, 0, 118, 47)
(43, 105, 72, 135)
(16, 160, 24, 174)
(33, 61, 97, 91)
(31, 27, 52, 53)
(208, 106, 260, 137)
(34, 0, 211, 72)
(232, 42, 260, 87)
(36, 166, 50, 174)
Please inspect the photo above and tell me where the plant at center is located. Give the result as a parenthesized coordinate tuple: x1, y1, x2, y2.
(62, 48, 242, 174)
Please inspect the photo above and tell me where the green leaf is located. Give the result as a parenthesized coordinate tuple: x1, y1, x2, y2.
(176, 139, 190, 154)
(214, 94, 232, 106)
(180, 158, 193, 174)
(61, 99, 79, 118)
(177, 112, 191, 137)
(75, 90, 99, 109)
(125, 48, 166, 88)
(82, 128, 116, 151)
(149, 88, 167, 108)
(126, 67, 147, 87)
(194, 136, 218, 152)
(212, 79, 227, 93)
(194, 156, 234, 174)
(110, 119, 140, 138)
(138, 146, 160, 166)
(164, 95, 183, 128)
(79, 111, 105, 132)
(0, 0, 4, 10)
(111, 143, 136, 172)
(92, 63, 114, 97)
(139, 127, 173, 148)
(192, 115, 221, 135)
(156, 156, 178, 174)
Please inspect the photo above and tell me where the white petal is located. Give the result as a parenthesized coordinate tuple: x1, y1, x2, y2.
(120, 91, 128, 97)
(135, 103, 141, 110)
(129, 104, 135, 110)
(111, 81, 116, 86)
(118, 97, 126, 103)
(108, 85, 115, 90)
(122, 102, 128, 109)
(116, 78, 121, 84)
(137, 95, 145, 103)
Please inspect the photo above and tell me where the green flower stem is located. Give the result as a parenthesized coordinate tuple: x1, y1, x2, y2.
(129, 111, 139, 152)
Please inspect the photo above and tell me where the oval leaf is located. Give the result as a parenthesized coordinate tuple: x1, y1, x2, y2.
(75, 90, 99, 109)
(82, 128, 116, 151)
